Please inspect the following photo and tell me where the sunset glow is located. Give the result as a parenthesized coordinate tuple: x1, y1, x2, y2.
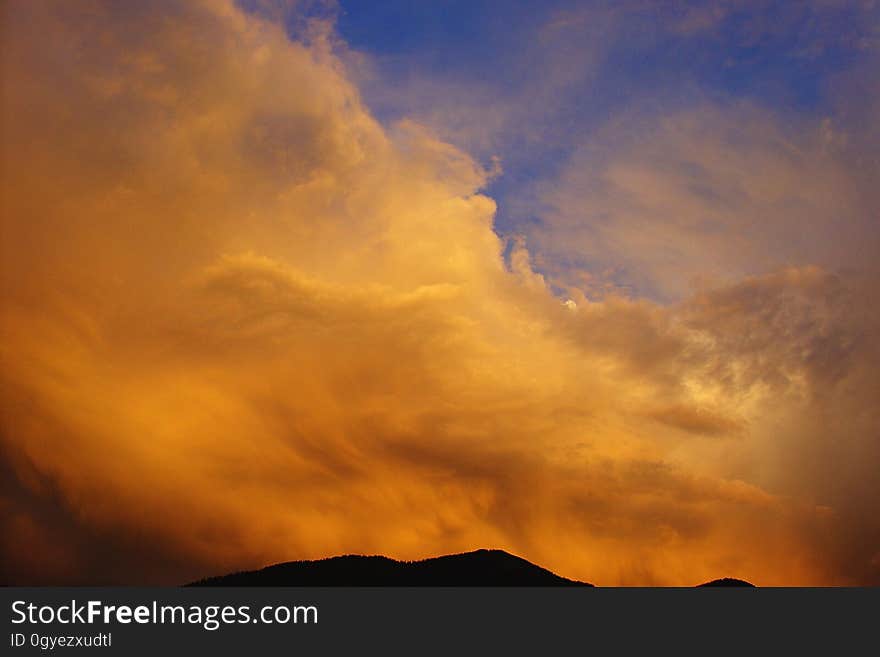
(2, 0, 879, 585)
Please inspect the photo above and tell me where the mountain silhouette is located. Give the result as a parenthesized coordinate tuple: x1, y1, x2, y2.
(189, 549, 592, 586)
(696, 577, 755, 587)
(189, 548, 757, 586)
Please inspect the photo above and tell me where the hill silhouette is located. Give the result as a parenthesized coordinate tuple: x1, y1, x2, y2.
(697, 577, 755, 587)
(189, 549, 592, 586)
(189, 548, 757, 586)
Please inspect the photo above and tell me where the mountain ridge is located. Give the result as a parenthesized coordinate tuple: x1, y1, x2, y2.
(189, 548, 590, 586)
(189, 548, 755, 587)
(696, 577, 756, 587)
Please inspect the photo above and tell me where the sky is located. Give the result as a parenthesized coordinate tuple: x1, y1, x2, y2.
(1, 0, 879, 585)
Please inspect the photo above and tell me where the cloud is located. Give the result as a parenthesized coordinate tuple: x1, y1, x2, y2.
(1, 0, 878, 586)
(641, 404, 744, 438)
(529, 102, 880, 300)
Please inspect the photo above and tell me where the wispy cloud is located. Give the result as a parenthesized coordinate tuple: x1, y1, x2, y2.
(1, 0, 878, 586)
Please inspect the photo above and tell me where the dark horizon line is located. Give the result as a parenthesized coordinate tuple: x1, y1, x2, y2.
(188, 548, 756, 588)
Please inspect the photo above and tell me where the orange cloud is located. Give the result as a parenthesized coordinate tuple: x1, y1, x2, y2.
(1, 0, 878, 586)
